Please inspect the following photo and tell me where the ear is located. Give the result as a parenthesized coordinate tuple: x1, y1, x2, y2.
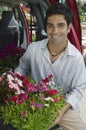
(67, 23, 72, 33)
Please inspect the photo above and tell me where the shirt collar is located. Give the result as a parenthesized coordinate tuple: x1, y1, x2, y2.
(41, 38, 49, 50)
(41, 38, 77, 57)
(66, 40, 78, 56)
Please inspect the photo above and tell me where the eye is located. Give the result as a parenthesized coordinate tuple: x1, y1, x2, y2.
(47, 23, 53, 28)
(58, 23, 65, 28)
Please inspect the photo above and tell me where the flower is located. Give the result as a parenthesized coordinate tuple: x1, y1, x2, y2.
(0, 72, 65, 130)
(0, 43, 26, 74)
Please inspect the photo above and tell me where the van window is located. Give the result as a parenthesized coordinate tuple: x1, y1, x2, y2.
(21, 1, 48, 42)
(0, 5, 12, 20)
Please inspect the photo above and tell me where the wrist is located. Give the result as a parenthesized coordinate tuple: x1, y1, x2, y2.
(59, 102, 71, 115)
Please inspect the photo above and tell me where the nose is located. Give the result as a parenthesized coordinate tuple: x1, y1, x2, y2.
(52, 26, 58, 33)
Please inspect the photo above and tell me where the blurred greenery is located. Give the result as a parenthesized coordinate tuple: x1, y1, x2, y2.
(76, 0, 86, 21)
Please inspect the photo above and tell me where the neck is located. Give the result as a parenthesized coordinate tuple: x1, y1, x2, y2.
(47, 42, 67, 57)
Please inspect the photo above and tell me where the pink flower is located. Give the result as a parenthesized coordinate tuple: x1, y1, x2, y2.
(21, 111, 27, 118)
(0, 77, 2, 82)
(17, 93, 28, 104)
(36, 104, 43, 109)
(14, 77, 23, 87)
(17, 99, 23, 104)
(18, 93, 28, 100)
(8, 81, 20, 94)
(30, 102, 36, 111)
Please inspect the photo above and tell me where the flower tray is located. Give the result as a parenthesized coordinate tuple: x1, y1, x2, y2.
(0, 119, 17, 130)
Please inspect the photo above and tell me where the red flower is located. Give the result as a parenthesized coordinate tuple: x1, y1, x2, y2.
(42, 74, 53, 83)
(9, 96, 17, 102)
(49, 0, 57, 4)
(22, 78, 30, 87)
(45, 89, 58, 97)
(60, 95, 65, 100)
(42, 77, 49, 83)
(20, 75, 29, 82)
(53, 97, 58, 103)
(48, 74, 53, 79)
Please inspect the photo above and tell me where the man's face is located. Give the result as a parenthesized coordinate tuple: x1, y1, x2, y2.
(46, 14, 71, 45)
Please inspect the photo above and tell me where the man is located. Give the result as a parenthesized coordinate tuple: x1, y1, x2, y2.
(15, 2, 86, 130)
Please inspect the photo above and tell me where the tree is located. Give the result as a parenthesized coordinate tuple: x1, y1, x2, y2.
(82, 3, 86, 12)
(76, 0, 86, 21)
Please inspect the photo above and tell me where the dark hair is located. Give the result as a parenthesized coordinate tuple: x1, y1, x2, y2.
(45, 2, 72, 26)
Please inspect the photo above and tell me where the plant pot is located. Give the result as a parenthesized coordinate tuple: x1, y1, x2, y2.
(0, 119, 17, 130)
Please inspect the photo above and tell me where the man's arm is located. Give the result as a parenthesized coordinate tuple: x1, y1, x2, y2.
(48, 102, 71, 129)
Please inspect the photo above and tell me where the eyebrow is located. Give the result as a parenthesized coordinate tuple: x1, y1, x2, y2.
(47, 22, 66, 25)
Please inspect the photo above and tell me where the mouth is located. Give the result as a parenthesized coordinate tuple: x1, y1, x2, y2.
(51, 34, 59, 39)
(51, 36, 59, 41)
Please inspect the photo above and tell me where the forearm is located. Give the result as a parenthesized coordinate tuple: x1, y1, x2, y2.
(59, 102, 71, 116)
(14, 56, 30, 76)
(48, 102, 71, 129)
(54, 102, 71, 124)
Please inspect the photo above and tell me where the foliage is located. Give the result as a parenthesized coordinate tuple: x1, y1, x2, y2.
(76, 0, 86, 21)
(0, 72, 65, 130)
(0, 44, 26, 74)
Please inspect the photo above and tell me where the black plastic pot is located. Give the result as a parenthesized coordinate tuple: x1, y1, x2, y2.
(0, 119, 17, 130)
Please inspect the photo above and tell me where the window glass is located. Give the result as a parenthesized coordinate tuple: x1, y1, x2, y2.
(0, 4, 12, 20)
(21, 2, 48, 42)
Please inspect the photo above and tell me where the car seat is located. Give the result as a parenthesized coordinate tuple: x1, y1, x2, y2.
(0, 11, 19, 52)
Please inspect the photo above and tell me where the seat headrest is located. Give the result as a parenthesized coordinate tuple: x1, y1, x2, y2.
(2, 11, 18, 27)
(2, 11, 13, 26)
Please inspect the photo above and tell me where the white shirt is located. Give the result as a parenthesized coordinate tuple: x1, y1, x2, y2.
(15, 38, 86, 111)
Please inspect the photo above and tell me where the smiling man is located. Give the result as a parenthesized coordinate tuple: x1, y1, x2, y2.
(15, 2, 86, 130)
(46, 7, 71, 63)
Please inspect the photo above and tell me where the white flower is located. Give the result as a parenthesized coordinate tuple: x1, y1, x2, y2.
(15, 90, 25, 95)
(44, 104, 49, 107)
(44, 97, 54, 102)
(46, 81, 56, 86)
(7, 74, 14, 81)
(15, 78, 23, 87)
